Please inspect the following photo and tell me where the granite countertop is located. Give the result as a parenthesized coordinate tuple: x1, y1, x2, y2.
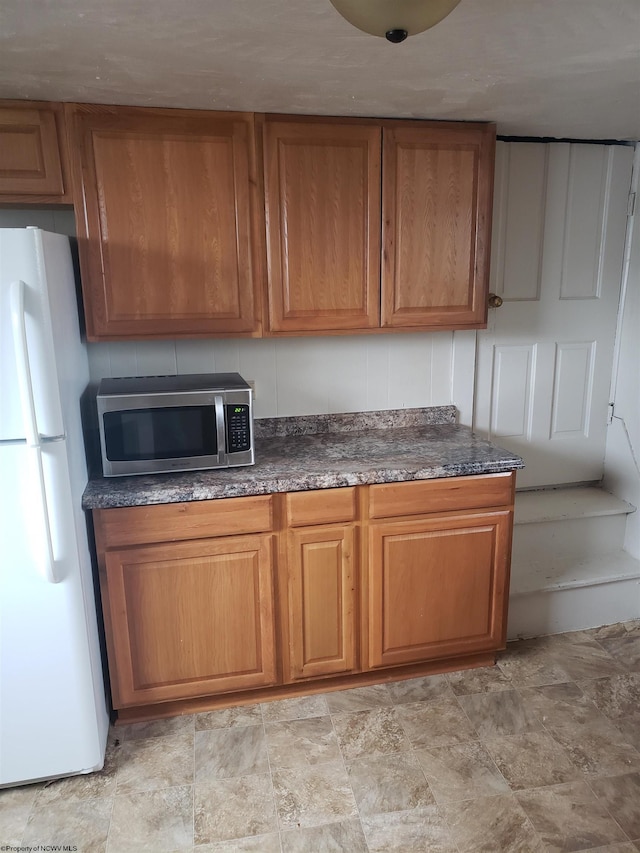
(82, 406, 524, 510)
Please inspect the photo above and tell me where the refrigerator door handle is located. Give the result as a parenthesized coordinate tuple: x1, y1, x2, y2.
(9, 279, 59, 584)
(9, 280, 39, 447)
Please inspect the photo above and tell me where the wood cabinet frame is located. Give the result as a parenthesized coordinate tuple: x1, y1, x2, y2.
(102, 534, 277, 706)
(93, 473, 515, 721)
(367, 508, 513, 668)
(0, 100, 71, 203)
(1, 100, 495, 339)
(262, 115, 382, 333)
(381, 121, 495, 330)
(66, 103, 265, 340)
(261, 113, 495, 336)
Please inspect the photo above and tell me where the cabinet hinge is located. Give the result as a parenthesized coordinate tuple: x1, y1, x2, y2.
(608, 402, 615, 424)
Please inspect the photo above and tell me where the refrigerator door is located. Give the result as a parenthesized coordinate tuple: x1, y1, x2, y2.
(0, 228, 65, 442)
(0, 227, 109, 786)
(0, 439, 107, 784)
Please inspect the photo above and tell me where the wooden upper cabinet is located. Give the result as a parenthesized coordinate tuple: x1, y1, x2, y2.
(263, 117, 381, 333)
(66, 104, 264, 340)
(0, 101, 70, 202)
(381, 122, 495, 330)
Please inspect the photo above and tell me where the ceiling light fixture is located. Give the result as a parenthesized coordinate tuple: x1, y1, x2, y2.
(329, 0, 461, 43)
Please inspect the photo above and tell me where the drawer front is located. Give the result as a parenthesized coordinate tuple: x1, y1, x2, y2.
(369, 473, 515, 519)
(286, 487, 357, 527)
(94, 495, 273, 549)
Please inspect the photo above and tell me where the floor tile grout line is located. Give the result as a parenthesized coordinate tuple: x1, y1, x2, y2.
(259, 701, 285, 853)
(102, 792, 117, 853)
(326, 699, 372, 852)
(585, 770, 640, 846)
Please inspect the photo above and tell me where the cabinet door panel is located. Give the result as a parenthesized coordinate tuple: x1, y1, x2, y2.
(369, 510, 511, 668)
(104, 534, 276, 706)
(264, 119, 381, 332)
(68, 105, 262, 339)
(286, 525, 356, 679)
(382, 123, 494, 329)
(0, 102, 68, 200)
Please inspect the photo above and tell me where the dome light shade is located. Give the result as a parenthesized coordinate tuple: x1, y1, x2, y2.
(329, 0, 461, 42)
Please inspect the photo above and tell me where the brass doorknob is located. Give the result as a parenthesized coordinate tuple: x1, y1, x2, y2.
(488, 293, 504, 309)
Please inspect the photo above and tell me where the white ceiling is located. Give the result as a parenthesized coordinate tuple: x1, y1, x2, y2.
(1, 0, 639, 140)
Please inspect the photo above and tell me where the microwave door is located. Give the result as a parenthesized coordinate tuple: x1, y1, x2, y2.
(100, 399, 224, 476)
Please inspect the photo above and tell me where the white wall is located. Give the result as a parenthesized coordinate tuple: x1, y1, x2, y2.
(0, 207, 76, 235)
(604, 146, 640, 558)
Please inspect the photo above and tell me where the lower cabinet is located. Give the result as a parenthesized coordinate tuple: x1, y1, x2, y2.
(102, 534, 277, 707)
(368, 510, 513, 668)
(92, 473, 515, 717)
(284, 524, 357, 681)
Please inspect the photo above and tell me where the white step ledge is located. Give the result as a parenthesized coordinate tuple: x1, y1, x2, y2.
(514, 486, 636, 525)
(510, 549, 640, 596)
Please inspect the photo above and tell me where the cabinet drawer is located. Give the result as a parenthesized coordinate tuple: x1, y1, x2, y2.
(94, 495, 273, 549)
(286, 487, 357, 527)
(369, 473, 514, 519)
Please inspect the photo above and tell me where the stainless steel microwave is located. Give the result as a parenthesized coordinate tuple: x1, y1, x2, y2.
(96, 373, 254, 477)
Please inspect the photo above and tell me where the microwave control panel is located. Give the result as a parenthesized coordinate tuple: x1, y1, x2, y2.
(226, 404, 251, 453)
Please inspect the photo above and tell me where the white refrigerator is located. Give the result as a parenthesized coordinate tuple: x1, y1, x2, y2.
(0, 227, 109, 786)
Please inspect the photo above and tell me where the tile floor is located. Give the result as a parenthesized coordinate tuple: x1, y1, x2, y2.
(2, 620, 640, 852)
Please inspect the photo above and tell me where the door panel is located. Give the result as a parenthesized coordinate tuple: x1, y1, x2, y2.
(368, 510, 512, 668)
(104, 534, 276, 706)
(68, 105, 262, 339)
(475, 141, 633, 488)
(285, 525, 356, 680)
(263, 118, 381, 332)
(381, 123, 494, 329)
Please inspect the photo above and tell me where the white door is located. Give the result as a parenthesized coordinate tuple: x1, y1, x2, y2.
(475, 141, 634, 489)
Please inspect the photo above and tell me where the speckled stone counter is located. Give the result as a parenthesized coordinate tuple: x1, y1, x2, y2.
(82, 406, 524, 510)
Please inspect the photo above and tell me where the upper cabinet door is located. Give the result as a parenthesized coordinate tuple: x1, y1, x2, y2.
(67, 105, 263, 340)
(381, 122, 495, 330)
(263, 118, 381, 333)
(0, 101, 70, 202)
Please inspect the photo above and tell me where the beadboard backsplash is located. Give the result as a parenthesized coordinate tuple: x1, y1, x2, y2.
(86, 332, 476, 424)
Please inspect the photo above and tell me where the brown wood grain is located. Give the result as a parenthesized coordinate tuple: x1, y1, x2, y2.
(369, 472, 515, 519)
(93, 495, 273, 549)
(285, 525, 357, 680)
(0, 100, 70, 201)
(104, 534, 277, 706)
(368, 509, 513, 668)
(93, 475, 515, 714)
(286, 487, 357, 527)
(381, 121, 495, 329)
(263, 117, 381, 332)
(66, 103, 263, 339)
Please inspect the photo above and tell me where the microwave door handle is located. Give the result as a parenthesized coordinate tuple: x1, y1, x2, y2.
(10, 279, 58, 584)
(214, 395, 226, 463)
